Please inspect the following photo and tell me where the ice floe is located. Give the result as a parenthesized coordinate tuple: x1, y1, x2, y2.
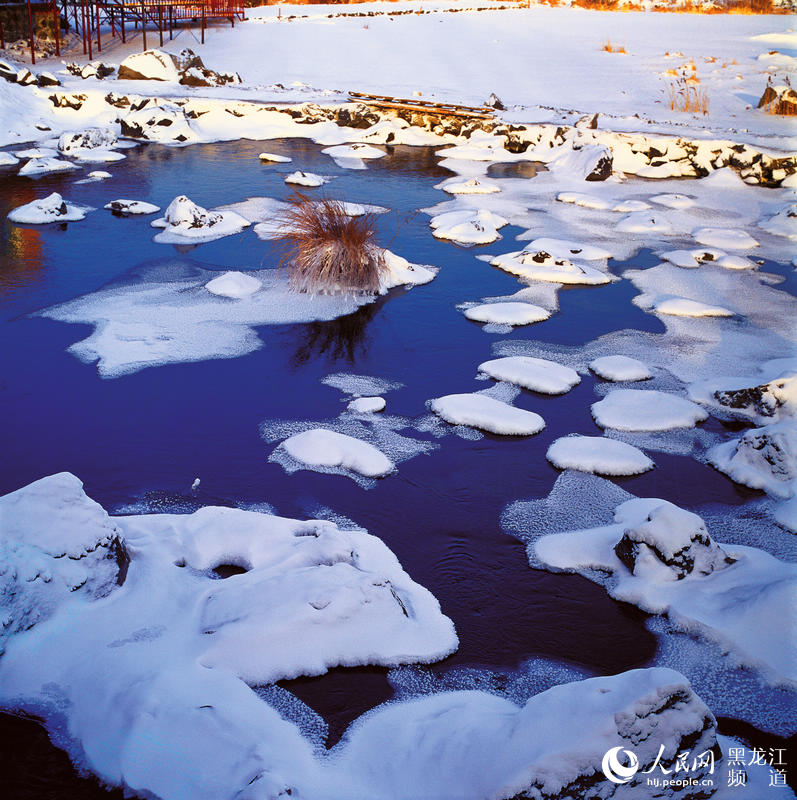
(8, 192, 89, 224)
(18, 156, 79, 177)
(651, 297, 734, 318)
(0, 151, 19, 166)
(592, 389, 708, 431)
(430, 393, 545, 435)
(533, 497, 796, 685)
(204, 271, 263, 299)
(436, 177, 500, 195)
(151, 195, 251, 244)
(430, 208, 508, 245)
(75, 170, 112, 184)
(347, 397, 386, 414)
(277, 428, 394, 479)
(546, 435, 654, 476)
(258, 152, 292, 163)
(589, 355, 652, 382)
(556, 191, 611, 210)
(104, 199, 160, 215)
(463, 302, 550, 326)
(284, 170, 327, 187)
(478, 356, 580, 395)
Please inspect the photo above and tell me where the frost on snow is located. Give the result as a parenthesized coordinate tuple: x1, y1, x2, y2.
(8, 192, 89, 224)
(547, 436, 654, 476)
(592, 389, 709, 432)
(478, 356, 580, 395)
(431, 393, 545, 436)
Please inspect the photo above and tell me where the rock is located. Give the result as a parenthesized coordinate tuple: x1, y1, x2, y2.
(36, 71, 60, 87)
(15, 68, 36, 86)
(485, 92, 505, 110)
(712, 372, 796, 423)
(0, 473, 127, 650)
(575, 113, 599, 130)
(48, 92, 87, 110)
(0, 59, 17, 83)
(179, 66, 241, 88)
(58, 127, 117, 154)
(118, 49, 181, 82)
(757, 84, 797, 116)
(614, 503, 735, 580)
(120, 103, 193, 143)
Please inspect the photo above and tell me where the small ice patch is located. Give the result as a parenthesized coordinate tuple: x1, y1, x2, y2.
(653, 297, 734, 318)
(204, 271, 262, 299)
(464, 302, 550, 326)
(430, 393, 545, 436)
(430, 209, 508, 245)
(478, 356, 580, 395)
(437, 177, 500, 195)
(322, 373, 403, 398)
(104, 199, 160, 216)
(8, 192, 88, 224)
(347, 397, 386, 414)
(284, 171, 327, 187)
(589, 355, 652, 382)
(592, 389, 708, 431)
(693, 228, 758, 250)
(546, 435, 654, 476)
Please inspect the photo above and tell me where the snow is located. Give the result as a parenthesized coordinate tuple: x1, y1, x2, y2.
(652, 297, 734, 318)
(259, 152, 292, 163)
(436, 177, 500, 195)
(489, 249, 611, 285)
(533, 497, 797, 685)
(18, 157, 79, 177)
(430, 208, 508, 245)
(322, 143, 386, 162)
(430, 393, 545, 436)
(692, 227, 759, 250)
(616, 211, 675, 235)
(284, 170, 327, 187)
(104, 199, 160, 215)
(278, 428, 394, 479)
(522, 237, 612, 261)
(589, 355, 652, 382)
(0, 151, 19, 166)
(8, 192, 89, 224)
(347, 397, 386, 414)
(556, 191, 611, 211)
(546, 436, 654, 476)
(76, 170, 113, 184)
(478, 356, 580, 395)
(205, 271, 263, 299)
(464, 302, 550, 326)
(592, 389, 709, 432)
(151, 195, 251, 243)
(761, 203, 797, 240)
(649, 193, 695, 209)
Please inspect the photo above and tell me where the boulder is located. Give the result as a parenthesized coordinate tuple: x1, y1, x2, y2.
(757, 84, 797, 116)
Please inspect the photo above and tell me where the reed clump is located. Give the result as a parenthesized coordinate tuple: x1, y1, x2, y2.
(275, 195, 386, 295)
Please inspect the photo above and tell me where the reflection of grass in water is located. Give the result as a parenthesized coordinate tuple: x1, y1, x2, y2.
(290, 299, 384, 366)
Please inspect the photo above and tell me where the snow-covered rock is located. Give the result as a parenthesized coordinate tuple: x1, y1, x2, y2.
(104, 199, 160, 216)
(478, 356, 580, 395)
(76, 170, 113, 184)
(0, 473, 126, 649)
(8, 192, 88, 224)
(379, 250, 437, 292)
(279, 428, 394, 479)
(120, 103, 196, 144)
(489, 249, 611, 285)
(436, 177, 500, 195)
(534, 498, 796, 684)
(322, 143, 386, 160)
(347, 397, 386, 414)
(18, 157, 79, 177)
(522, 237, 612, 261)
(547, 436, 654, 476)
(589, 355, 652, 382)
(151, 195, 251, 243)
(430, 393, 545, 435)
(592, 389, 708, 431)
(118, 49, 181, 82)
(556, 191, 611, 210)
(284, 171, 326, 187)
(58, 127, 118, 155)
(464, 302, 550, 326)
(549, 144, 613, 181)
(205, 271, 262, 299)
(430, 208, 508, 245)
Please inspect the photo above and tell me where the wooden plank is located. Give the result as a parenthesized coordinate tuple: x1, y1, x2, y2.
(349, 91, 494, 115)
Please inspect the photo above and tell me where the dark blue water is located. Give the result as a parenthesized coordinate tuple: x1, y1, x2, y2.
(0, 138, 777, 790)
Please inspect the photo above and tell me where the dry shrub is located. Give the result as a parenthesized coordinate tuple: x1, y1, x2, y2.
(275, 195, 386, 295)
(601, 39, 627, 53)
(668, 77, 710, 114)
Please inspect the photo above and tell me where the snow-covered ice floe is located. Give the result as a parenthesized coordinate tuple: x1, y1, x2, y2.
(258, 152, 292, 163)
(204, 271, 262, 299)
(430, 393, 545, 436)
(0, 151, 19, 166)
(8, 192, 89, 224)
(18, 156, 79, 177)
(75, 170, 112, 184)
(40, 254, 435, 377)
(104, 199, 160, 216)
(692, 227, 758, 250)
(276, 428, 394, 480)
(589, 355, 652, 382)
(464, 302, 550, 327)
(533, 497, 797, 686)
(592, 389, 708, 432)
(347, 397, 386, 414)
(284, 170, 327, 187)
(651, 297, 734, 318)
(151, 195, 251, 244)
(436, 176, 500, 195)
(478, 356, 580, 395)
(658, 248, 756, 270)
(430, 209, 508, 245)
(322, 143, 386, 169)
(547, 435, 654, 476)
(489, 243, 611, 286)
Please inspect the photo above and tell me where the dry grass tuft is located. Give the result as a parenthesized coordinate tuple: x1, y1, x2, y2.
(601, 39, 627, 53)
(275, 195, 386, 295)
(668, 77, 710, 114)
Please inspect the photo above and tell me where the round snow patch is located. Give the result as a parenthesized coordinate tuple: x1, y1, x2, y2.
(464, 302, 550, 326)
(589, 355, 652, 382)
(653, 298, 734, 318)
(281, 428, 394, 478)
(592, 389, 708, 431)
(431, 393, 545, 435)
(478, 356, 580, 395)
(205, 271, 262, 299)
(547, 436, 654, 475)
(347, 397, 386, 414)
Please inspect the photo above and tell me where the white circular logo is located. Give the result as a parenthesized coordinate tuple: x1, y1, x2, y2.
(601, 746, 640, 784)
